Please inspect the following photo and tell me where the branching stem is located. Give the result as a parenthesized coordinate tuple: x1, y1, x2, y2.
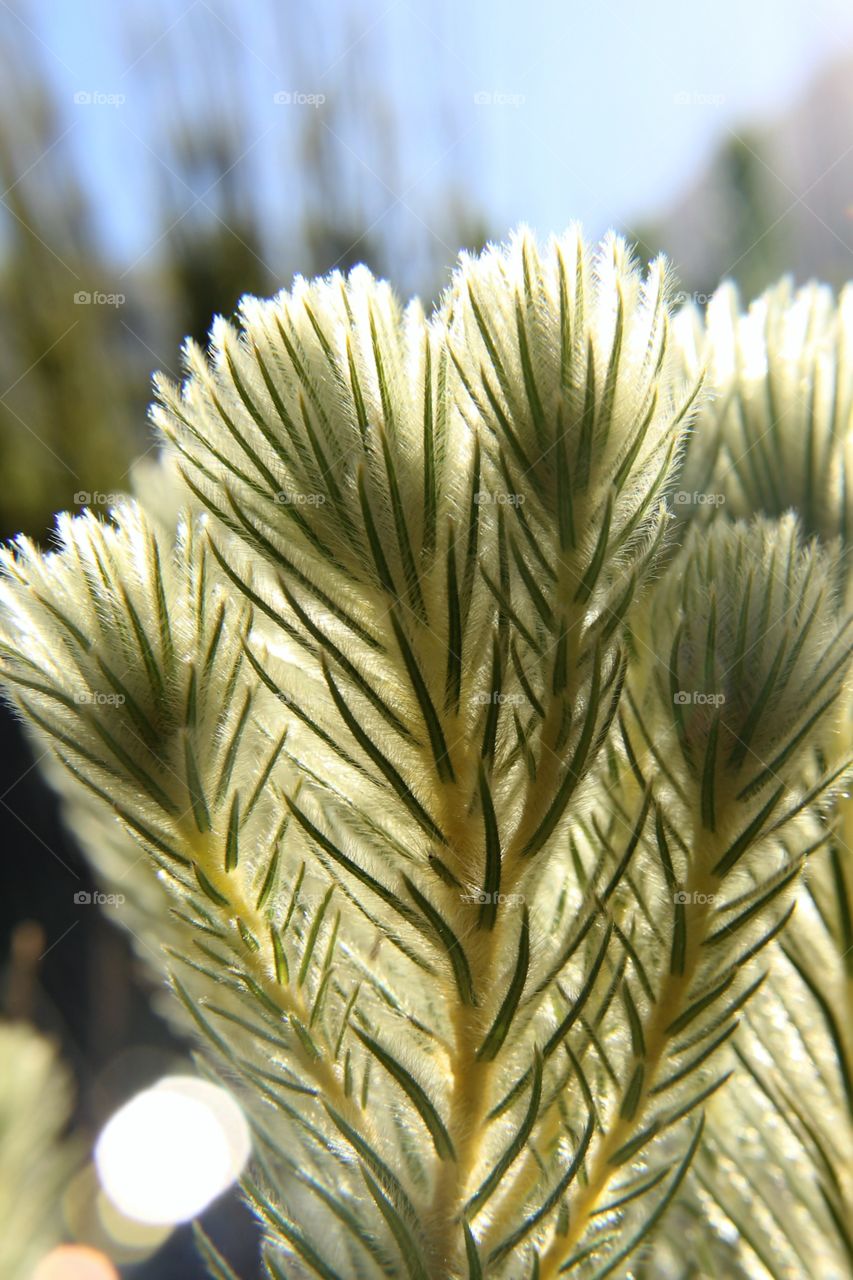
(538, 842, 722, 1277)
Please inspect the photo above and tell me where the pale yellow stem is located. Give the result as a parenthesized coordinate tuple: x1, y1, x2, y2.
(537, 850, 721, 1278)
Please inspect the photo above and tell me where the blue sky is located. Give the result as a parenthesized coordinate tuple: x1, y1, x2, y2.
(11, 0, 853, 281)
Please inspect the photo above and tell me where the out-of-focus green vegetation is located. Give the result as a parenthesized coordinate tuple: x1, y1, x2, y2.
(634, 132, 792, 301)
(636, 56, 853, 300)
(0, 1, 488, 544)
(7, 0, 843, 545)
(0, 53, 138, 543)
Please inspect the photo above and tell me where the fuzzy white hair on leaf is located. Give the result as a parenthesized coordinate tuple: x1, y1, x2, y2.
(1, 228, 852, 1280)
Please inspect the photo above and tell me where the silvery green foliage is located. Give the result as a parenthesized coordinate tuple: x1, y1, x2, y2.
(0, 1022, 80, 1279)
(0, 229, 850, 1279)
(567, 515, 850, 1277)
(658, 277, 853, 1280)
(674, 278, 853, 545)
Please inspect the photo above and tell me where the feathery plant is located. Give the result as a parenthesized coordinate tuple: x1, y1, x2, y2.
(0, 229, 851, 1278)
(651, 277, 853, 1280)
(673, 277, 853, 544)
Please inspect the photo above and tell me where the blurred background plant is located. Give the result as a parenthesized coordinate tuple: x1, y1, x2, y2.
(3, 0, 853, 1275)
(0, 1015, 81, 1279)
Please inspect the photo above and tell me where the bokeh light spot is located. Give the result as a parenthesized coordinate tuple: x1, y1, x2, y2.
(94, 1076, 251, 1226)
(32, 1245, 119, 1280)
